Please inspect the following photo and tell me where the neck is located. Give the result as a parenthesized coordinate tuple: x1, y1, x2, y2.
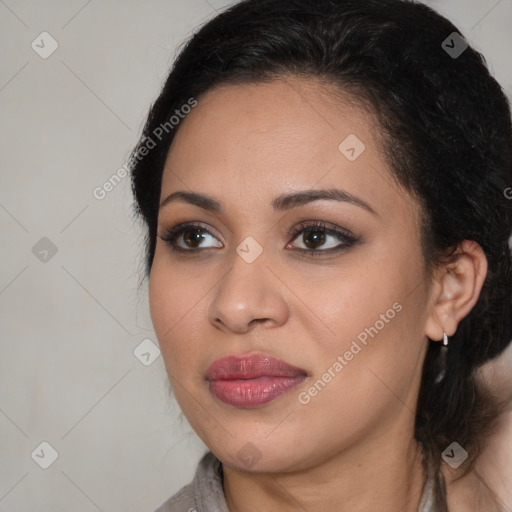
(222, 426, 426, 512)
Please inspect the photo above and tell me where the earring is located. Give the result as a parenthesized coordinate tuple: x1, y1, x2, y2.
(434, 330, 449, 384)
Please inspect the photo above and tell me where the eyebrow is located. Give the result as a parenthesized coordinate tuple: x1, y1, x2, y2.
(159, 188, 378, 216)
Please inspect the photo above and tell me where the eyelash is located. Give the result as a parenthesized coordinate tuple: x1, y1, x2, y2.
(158, 220, 358, 257)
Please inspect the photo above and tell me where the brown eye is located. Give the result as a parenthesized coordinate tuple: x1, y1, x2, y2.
(182, 228, 206, 248)
(159, 223, 223, 251)
(287, 221, 358, 256)
(301, 229, 326, 250)
(159, 220, 358, 257)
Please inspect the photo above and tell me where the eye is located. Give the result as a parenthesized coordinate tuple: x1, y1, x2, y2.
(158, 222, 223, 252)
(286, 220, 358, 256)
(158, 220, 358, 256)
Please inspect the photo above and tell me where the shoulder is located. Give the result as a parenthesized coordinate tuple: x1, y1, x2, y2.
(153, 482, 196, 512)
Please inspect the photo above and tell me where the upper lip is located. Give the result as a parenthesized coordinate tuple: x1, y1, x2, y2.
(205, 353, 308, 380)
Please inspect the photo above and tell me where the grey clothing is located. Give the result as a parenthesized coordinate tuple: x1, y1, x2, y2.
(154, 451, 437, 512)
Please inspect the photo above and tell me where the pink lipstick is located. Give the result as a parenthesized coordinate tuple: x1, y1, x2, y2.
(205, 353, 307, 408)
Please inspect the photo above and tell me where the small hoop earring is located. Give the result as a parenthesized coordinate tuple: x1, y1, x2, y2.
(434, 330, 449, 384)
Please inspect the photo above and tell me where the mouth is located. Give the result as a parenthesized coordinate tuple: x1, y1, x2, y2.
(205, 353, 308, 408)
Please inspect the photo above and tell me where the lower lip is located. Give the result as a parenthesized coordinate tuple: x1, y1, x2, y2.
(209, 375, 307, 408)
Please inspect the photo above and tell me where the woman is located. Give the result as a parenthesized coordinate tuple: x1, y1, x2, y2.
(129, 0, 512, 510)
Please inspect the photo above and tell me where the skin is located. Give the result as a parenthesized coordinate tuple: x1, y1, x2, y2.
(148, 76, 488, 512)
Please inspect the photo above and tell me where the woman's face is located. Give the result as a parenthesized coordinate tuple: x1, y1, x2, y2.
(149, 77, 434, 472)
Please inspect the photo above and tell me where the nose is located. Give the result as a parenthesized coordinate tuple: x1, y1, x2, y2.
(207, 249, 289, 334)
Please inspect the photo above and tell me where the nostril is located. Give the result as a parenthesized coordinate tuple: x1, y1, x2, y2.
(249, 318, 270, 327)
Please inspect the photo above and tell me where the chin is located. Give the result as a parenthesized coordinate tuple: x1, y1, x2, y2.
(205, 430, 321, 475)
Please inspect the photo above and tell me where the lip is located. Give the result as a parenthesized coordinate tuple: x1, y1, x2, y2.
(206, 353, 308, 408)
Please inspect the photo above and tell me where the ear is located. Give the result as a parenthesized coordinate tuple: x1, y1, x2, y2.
(424, 240, 488, 342)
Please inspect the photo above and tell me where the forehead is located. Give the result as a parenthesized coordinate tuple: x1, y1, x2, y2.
(167, 77, 374, 167)
(160, 77, 417, 224)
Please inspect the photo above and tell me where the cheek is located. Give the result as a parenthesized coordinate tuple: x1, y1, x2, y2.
(301, 262, 424, 388)
(148, 256, 209, 370)
(148, 261, 172, 339)
(148, 259, 186, 355)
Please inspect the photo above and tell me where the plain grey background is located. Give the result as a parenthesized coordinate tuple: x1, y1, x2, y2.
(1, 1, 511, 511)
